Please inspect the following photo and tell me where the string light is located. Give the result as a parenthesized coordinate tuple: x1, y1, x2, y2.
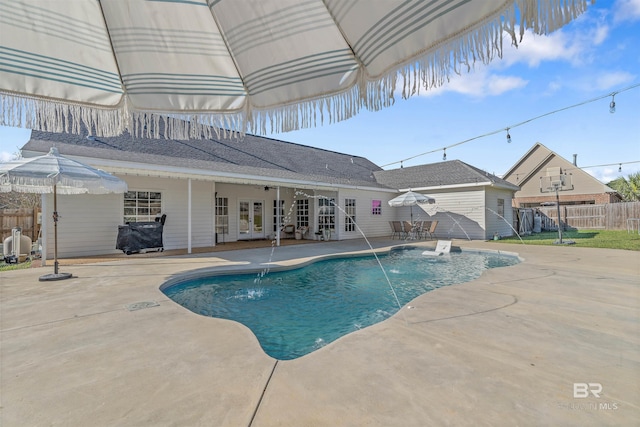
(610, 93, 616, 113)
(379, 83, 640, 169)
(619, 163, 622, 172)
(506, 128, 511, 143)
(442, 149, 446, 161)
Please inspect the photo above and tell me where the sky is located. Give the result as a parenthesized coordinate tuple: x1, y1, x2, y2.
(1, 0, 639, 183)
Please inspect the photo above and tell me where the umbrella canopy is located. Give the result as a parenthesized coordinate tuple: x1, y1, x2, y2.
(0, 147, 127, 280)
(0, 148, 129, 195)
(388, 191, 435, 222)
(0, 1, 589, 138)
(388, 191, 435, 208)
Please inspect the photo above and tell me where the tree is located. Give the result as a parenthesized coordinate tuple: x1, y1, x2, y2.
(608, 172, 640, 202)
(0, 192, 41, 209)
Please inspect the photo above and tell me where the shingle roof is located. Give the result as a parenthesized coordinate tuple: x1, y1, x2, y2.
(374, 160, 519, 190)
(22, 127, 517, 192)
(23, 127, 386, 188)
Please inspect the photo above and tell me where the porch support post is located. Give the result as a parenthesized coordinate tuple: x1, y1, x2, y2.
(188, 178, 192, 254)
(276, 186, 281, 247)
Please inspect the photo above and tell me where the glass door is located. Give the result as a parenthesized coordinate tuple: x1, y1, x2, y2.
(239, 200, 264, 239)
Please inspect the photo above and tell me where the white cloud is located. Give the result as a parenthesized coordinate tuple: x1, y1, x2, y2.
(613, 0, 640, 23)
(586, 167, 616, 184)
(593, 71, 636, 91)
(0, 151, 17, 162)
(500, 21, 609, 69)
(416, 67, 527, 98)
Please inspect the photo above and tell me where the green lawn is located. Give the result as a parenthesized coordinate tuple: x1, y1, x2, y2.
(0, 260, 32, 272)
(496, 229, 640, 251)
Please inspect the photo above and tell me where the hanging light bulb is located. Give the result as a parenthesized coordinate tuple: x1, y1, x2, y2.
(400, 161, 403, 168)
(443, 149, 447, 161)
(619, 164, 622, 172)
(609, 93, 616, 113)
(506, 128, 511, 143)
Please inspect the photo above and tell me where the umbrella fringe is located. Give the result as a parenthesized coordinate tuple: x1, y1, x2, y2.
(1, 0, 591, 138)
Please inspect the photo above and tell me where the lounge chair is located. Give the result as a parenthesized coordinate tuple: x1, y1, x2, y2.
(422, 240, 452, 256)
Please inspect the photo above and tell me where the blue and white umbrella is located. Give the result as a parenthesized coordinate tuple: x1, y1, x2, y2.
(0, 147, 127, 280)
(388, 191, 435, 222)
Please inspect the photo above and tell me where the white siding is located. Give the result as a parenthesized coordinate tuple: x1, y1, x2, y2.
(43, 192, 123, 258)
(485, 188, 516, 238)
(42, 170, 514, 259)
(417, 188, 487, 240)
(334, 189, 397, 240)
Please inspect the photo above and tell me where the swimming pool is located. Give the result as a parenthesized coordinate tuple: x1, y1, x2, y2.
(162, 248, 519, 360)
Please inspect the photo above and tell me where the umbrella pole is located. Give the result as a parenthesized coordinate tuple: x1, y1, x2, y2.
(53, 184, 59, 275)
(39, 184, 72, 281)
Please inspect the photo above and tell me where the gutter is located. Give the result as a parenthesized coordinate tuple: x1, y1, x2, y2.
(401, 181, 518, 192)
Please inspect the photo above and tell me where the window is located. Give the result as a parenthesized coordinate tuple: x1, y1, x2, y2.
(371, 199, 382, 215)
(216, 197, 228, 235)
(296, 199, 309, 228)
(124, 191, 162, 223)
(497, 199, 505, 217)
(345, 198, 356, 232)
(318, 197, 335, 230)
(273, 199, 285, 232)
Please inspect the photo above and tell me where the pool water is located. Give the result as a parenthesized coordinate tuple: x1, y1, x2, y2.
(163, 248, 519, 360)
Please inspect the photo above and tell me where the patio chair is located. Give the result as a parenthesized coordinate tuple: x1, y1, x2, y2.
(282, 224, 296, 238)
(390, 221, 404, 239)
(415, 221, 429, 239)
(404, 221, 416, 239)
(424, 220, 438, 240)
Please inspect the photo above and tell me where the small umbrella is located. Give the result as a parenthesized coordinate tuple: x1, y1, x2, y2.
(0, 147, 128, 281)
(388, 191, 435, 222)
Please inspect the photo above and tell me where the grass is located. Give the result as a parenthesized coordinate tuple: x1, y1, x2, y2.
(0, 259, 32, 272)
(496, 229, 640, 251)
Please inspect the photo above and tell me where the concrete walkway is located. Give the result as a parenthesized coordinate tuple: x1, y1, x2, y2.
(1, 239, 638, 426)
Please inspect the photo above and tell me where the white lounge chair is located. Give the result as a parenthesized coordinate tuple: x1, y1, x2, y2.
(422, 240, 452, 256)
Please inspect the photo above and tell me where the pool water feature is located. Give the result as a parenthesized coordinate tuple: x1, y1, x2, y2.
(162, 248, 519, 360)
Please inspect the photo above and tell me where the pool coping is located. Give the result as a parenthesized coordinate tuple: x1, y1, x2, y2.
(159, 243, 523, 291)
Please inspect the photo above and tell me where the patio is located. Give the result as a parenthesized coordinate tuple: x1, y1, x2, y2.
(1, 238, 638, 426)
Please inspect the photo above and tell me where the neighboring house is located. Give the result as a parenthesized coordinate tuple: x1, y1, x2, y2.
(375, 161, 519, 240)
(503, 143, 621, 207)
(21, 128, 518, 259)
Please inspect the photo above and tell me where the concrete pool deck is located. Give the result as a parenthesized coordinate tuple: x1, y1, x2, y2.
(1, 239, 638, 426)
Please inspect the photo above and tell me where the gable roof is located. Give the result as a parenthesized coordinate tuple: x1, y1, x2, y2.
(22, 128, 388, 190)
(374, 160, 519, 191)
(503, 142, 617, 194)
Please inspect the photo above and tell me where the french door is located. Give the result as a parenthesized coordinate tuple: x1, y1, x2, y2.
(238, 200, 264, 240)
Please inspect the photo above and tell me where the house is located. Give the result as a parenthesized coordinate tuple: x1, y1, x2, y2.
(20, 127, 518, 259)
(503, 143, 620, 207)
(375, 161, 519, 240)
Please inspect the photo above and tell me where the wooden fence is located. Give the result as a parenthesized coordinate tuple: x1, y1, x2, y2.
(514, 201, 640, 233)
(0, 208, 41, 241)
